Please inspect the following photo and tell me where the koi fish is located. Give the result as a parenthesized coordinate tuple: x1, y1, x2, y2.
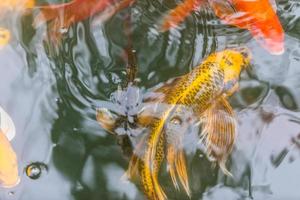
(33, 0, 135, 30)
(97, 48, 251, 199)
(161, 0, 284, 55)
(0, 106, 19, 188)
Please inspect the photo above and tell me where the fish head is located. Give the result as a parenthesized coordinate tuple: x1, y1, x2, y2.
(216, 48, 251, 93)
(0, 131, 19, 188)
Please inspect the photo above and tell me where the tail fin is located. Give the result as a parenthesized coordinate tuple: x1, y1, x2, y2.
(200, 97, 236, 175)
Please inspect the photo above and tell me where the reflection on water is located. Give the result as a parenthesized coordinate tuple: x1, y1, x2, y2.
(0, 0, 300, 199)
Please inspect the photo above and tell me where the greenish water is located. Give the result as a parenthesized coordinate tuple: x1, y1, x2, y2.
(1, 0, 300, 199)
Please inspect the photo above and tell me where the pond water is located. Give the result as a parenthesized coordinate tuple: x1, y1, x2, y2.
(1, 0, 300, 199)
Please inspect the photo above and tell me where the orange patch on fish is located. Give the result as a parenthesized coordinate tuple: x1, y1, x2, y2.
(0, 28, 11, 48)
(0, 130, 19, 188)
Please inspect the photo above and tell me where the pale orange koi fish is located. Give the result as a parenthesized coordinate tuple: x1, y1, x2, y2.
(0, 130, 19, 188)
(34, 0, 135, 29)
(161, 0, 284, 55)
(0, 107, 19, 188)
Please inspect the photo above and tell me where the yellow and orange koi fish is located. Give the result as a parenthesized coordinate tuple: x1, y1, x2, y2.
(161, 0, 284, 55)
(97, 48, 251, 199)
(0, 107, 19, 188)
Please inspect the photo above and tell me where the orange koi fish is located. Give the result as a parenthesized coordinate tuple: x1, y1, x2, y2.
(0, 107, 19, 188)
(161, 0, 284, 55)
(34, 0, 135, 29)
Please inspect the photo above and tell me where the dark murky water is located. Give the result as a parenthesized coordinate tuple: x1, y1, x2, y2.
(1, 0, 300, 199)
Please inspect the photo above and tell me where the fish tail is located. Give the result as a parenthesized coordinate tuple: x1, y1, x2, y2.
(161, 0, 204, 31)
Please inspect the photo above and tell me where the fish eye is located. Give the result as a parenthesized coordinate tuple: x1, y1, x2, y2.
(170, 116, 182, 125)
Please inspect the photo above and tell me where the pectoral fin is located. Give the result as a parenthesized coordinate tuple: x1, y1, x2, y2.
(199, 97, 236, 175)
(96, 108, 119, 135)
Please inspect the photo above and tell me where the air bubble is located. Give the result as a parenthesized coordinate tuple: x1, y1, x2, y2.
(25, 162, 48, 180)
